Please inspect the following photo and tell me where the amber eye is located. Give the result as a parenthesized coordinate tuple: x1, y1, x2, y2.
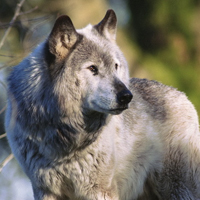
(115, 63, 118, 70)
(87, 65, 98, 76)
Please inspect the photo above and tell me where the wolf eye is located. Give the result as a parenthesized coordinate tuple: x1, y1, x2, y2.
(88, 65, 98, 75)
(115, 63, 118, 70)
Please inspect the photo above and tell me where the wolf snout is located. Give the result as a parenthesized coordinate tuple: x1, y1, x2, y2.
(117, 89, 133, 105)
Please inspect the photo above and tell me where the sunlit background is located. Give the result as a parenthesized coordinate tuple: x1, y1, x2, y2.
(0, 0, 200, 199)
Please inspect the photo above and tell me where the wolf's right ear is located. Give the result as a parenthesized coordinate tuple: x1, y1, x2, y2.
(48, 15, 80, 59)
(94, 9, 117, 41)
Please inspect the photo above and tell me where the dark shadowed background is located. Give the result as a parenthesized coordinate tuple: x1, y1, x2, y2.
(0, 0, 200, 199)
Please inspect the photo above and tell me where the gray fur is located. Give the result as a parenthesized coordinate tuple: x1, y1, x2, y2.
(5, 10, 200, 200)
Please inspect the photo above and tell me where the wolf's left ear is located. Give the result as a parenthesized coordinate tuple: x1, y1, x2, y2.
(48, 15, 80, 59)
(94, 9, 117, 41)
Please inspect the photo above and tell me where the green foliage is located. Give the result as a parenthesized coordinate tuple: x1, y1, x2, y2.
(126, 0, 200, 117)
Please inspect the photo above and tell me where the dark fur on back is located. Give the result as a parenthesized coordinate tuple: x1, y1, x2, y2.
(130, 78, 168, 121)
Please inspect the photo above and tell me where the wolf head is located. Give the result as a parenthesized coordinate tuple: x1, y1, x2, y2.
(44, 10, 133, 116)
(6, 10, 133, 154)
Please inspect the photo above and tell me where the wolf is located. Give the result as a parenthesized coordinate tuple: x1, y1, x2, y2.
(5, 9, 200, 200)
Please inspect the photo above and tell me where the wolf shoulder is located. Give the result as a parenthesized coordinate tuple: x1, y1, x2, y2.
(129, 77, 199, 130)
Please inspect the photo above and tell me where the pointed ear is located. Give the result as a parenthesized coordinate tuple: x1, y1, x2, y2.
(48, 15, 79, 59)
(94, 9, 117, 41)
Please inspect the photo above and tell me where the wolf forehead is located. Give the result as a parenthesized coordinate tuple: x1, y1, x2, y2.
(69, 28, 122, 68)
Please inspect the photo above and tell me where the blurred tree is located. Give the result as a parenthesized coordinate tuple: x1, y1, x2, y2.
(127, 0, 198, 52)
(126, 0, 200, 116)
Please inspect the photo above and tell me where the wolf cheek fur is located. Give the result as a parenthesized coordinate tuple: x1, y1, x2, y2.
(5, 9, 200, 200)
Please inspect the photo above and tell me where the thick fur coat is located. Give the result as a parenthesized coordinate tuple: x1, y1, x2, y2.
(5, 10, 200, 200)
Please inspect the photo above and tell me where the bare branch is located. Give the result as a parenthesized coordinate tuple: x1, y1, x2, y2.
(0, 54, 16, 58)
(0, 154, 14, 173)
(19, 6, 38, 16)
(0, 80, 7, 90)
(0, 15, 52, 29)
(0, 0, 26, 50)
(0, 133, 6, 139)
(0, 106, 6, 115)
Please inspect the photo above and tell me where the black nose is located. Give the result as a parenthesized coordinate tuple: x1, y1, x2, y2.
(117, 89, 133, 105)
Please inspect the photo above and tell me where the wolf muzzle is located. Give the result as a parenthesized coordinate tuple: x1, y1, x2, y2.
(114, 78, 133, 105)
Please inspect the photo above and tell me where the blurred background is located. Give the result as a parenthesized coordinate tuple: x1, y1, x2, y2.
(0, 0, 200, 199)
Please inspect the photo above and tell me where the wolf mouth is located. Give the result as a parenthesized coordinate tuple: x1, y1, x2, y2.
(108, 105, 129, 113)
(109, 106, 128, 112)
(92, 101, 128, 114)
